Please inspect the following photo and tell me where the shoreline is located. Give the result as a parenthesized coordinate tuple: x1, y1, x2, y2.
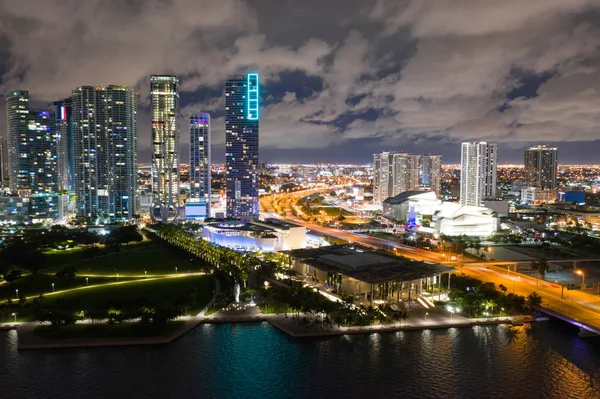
(10, 313, 548, 350)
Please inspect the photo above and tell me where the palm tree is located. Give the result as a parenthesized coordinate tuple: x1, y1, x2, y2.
(530, 258, 549, 280)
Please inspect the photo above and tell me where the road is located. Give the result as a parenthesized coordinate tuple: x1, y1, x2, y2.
(262, 191, 600, 334)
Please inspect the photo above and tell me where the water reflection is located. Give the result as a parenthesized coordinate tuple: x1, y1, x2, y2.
(1, 322, 600, 399)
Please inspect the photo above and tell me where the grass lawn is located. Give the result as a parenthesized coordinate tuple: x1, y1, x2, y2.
(33, 321, 185, 340)
(15, 275, 214, 320)
(0, 274, 140, 301)
(42, 241, 205, 277)
(259, 304, 295, 315)
(42, 241, 148, 268)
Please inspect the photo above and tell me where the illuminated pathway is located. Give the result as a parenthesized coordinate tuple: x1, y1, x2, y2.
(0, 273, 206, 305)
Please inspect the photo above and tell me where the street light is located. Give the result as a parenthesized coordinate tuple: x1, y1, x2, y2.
(577, 270, 585, 285)
(175, 267, 178, 275)
(117, 273, 120, 282)
(52, 283, 55, 292)
(86, 277, 89, 286)
(15, 289, 18, 298)
(11, 313, 16, 323)
(424, 312, 429, 321)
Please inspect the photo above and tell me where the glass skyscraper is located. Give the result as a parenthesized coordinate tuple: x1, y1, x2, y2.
(189, 112, 211, 215)
(5, 90, 58, 220)
(225, 73, 259, 218)
(71, 85, 138, 222)
(52, 98, 73, 191)
(150, 75, 180, 223)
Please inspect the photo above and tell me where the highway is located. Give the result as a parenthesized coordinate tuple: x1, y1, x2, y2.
(261, 191, 600, 335)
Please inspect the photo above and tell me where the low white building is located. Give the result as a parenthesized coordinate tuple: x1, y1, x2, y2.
(520, 187, 557, 205)
(383, 191, 498, 237)
(433, 203, 497, 237)
(201, 218, 306, 252)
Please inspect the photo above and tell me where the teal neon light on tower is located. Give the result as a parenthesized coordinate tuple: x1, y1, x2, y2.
(225, 73, 259, 219)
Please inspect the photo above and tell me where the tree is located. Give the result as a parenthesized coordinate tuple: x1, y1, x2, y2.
(527, 292, 542, 311)
(4, 269, 22, 284)
(530, 258, 549, 280)
(55, 266, 77, 279)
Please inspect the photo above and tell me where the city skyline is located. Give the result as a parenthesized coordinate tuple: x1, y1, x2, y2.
(0, 1, 599, 164)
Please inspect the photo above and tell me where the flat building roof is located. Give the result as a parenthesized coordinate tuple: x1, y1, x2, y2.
(285, 245, 453, 285)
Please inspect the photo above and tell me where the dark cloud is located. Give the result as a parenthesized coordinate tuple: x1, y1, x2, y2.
(1, 0, 599, 164)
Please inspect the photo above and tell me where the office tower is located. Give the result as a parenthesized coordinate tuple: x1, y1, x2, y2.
(150, 75, 180, 222)
(373, 152, 421, 202)
(189, 112, 211, 215)
(5, 91, 59, 219)
(0, 136, 7, 187)
(420, 155, 442, 196)
(460, 142, 497, 206)
(72, 85, 138, 221)
(524, 145, 558, 190)
(52, 98, 73, 191)
(225, 73, 259, 218)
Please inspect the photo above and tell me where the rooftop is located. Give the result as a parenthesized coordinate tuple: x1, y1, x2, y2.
(285, 245, 453, 284)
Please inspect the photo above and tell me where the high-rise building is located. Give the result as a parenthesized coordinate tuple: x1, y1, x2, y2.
(52, 98, 73, 191)
(6, 90, 30, 193)
(225, 73, 259, 218)
(189, 112, 211, 215)
(373, 152, 423, 202)
(524, 145, 558, 190)
(150, 75, 180, 222)
(420, 155, 442, 196)
(5, 91, 59, 220)
(72, 85, 138, 222)
(460, 142, 497, 206)
(0, 136, 7, 187)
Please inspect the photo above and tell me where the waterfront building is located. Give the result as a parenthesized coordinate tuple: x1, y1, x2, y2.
(150, 75, 180, 222)
(225, 73, 259, 219)
(524, 144, 558, 190)
(188, 112, 211, 218)
(71, 85, 138, 222)
(460, 142, 497, 206)
(5, 91, 58, 220)
(201, 218, 305, 252)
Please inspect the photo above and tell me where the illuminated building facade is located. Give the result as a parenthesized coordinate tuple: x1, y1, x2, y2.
(225, 73, 259, 218)
(52, 98, 73, 191)
(524, 144, 558, 190)
(5, 91, 58, 220)
(72, 85, 138, 222)
(0, 137, 7, 187)
(151, 75, 180, 222)
(373, 152, 423, 203)
(460, 142, 497, 206)
(189, 112, 211, 218)
(420, 155, 442, 196)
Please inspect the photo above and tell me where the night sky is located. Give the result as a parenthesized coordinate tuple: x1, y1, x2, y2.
(0, 0, 599, 164)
